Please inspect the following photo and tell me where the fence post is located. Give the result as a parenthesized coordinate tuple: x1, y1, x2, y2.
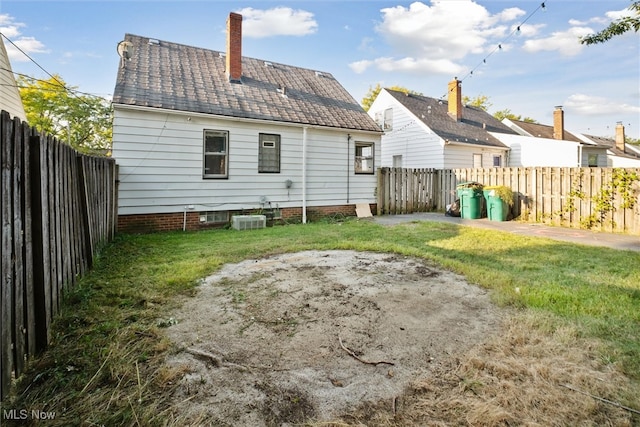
(76, 155, 94, 268)
(28, 135, 48, 354)
(1, 111, 14, 399)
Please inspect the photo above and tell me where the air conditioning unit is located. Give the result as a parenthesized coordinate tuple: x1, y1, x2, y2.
(232, 215, 266, 231)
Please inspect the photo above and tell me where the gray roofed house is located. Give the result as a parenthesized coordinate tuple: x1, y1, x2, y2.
(368, 80, 517, 169)
(384, 88, 517, 148)
(111, 12, 382, 233)
(578, 123, 640, 167)
(500, 107, 610, 167)
(112, 34, 379, 133)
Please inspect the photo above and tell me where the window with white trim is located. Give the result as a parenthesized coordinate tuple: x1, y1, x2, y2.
(493, 155, 502, 167)
(383, 108, 393, 130)
(258, 133, 281, 173)
(203, 130, 229, 178)
(588, 154, 598, 167)
(355, 142, 374, 174)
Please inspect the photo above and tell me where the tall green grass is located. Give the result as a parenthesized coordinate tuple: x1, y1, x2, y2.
(2, 218, 638, 425)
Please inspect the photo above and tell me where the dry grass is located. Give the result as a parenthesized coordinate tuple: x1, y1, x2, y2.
(327, 312, 638, 426)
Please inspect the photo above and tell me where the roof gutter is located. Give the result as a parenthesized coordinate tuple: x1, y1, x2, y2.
(444, 139, 509, 151)
(112, 103, 383, 135)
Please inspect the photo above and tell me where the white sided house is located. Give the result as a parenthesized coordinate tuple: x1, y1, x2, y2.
(368, 80, 516, 169)
(498, 107, 609, 167)
(0, 36, 26, 121)
(576, 123, 640, 168)
(112, 13, 381, 232)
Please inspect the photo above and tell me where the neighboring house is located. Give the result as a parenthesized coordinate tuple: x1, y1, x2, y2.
(112, 13, 381, 232)
(368, 80, 517, 169)
(0, 36, 26, 121)
(499, 107, 609, 167)
(575, 123, 640, 167)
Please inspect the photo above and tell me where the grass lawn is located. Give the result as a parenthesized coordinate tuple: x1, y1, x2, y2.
(2, 218, 639, 425)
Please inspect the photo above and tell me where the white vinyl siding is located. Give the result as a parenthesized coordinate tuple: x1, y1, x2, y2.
(370, 90, 445, 169)
(112, 107, 380, 215)
(494, 133, 608, 167)
(442, 145, 507, 169)
(581, 147, 608, 167)
(0, 39, 26, 121)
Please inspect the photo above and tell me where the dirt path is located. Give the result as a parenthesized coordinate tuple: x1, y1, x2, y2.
(163, 250, 503, 426)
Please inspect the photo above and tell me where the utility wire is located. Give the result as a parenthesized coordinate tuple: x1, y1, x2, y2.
(0, 33, 112, 100)
(441, 1, 548, 99)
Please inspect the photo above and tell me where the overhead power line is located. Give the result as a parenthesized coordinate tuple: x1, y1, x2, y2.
(0, 32, 112, 100)
(441, 1, 548, 99)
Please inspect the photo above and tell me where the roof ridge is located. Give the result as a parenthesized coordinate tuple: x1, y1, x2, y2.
(124, 33, 336, 78)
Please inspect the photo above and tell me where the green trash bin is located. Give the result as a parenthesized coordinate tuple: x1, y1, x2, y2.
(456, 182, 484, 219)
(482, 186, 513, 221)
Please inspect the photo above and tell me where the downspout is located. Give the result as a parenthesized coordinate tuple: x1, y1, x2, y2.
(183, 206, 187, 231)
(302, 126, 308, 224)
(347, 134, 351, 203)
(578, 144, 583, 167)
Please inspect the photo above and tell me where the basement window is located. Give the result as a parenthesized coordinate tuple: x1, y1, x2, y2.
(258, 133, 281, 173)
(355, 142, 374, 174)
(199, 211, 229, 224)
(203, 130, 229, 178)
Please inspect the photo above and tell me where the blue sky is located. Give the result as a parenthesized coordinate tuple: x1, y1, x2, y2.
(1, 0, 639, 138)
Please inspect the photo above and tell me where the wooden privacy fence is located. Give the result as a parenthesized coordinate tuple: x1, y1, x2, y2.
(377, 166, 640, 235)
(1, 111, 117, 400)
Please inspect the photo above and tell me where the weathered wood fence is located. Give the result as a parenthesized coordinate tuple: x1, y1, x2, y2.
(1, 111, 117, 400)
(377, 167, 640, 234)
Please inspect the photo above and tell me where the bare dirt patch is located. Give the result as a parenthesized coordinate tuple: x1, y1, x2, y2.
(162, 250, 636, 426)
(163, 250, 501, 425)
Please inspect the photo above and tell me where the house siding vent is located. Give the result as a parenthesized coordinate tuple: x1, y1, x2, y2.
(232, 215, 266, 230)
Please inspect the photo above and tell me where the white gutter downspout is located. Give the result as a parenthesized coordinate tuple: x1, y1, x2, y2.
(578, 144, 583, 167)
(302, 126, 308, 224)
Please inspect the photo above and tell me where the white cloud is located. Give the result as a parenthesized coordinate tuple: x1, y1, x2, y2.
(349, 56, 464, 75)
(565, 93, 640, 116)
(0, 14, 48, 61)
(352, 1, 525, 76)
(349, 59, 373, 74)
(606, 6, 636, 20)
(522, 26, 592, 56)
(235, 7, 318, 38)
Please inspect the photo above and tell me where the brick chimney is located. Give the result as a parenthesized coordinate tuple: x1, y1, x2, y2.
(447, 78, 462, 122)
(615, 121, 626, 153)
(553, 106, 564, 140)
(226, 12, 242, 83)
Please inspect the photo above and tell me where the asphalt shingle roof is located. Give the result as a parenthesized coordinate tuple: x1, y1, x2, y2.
(509, 119, 583, 143)
(583, 134, 640, 159)
(113, 34, 381, 133)
(386, 89, 517, 148)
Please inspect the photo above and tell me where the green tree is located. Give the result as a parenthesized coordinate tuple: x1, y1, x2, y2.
(18, 74, 112, 156)
(462, 94, 492, 111)
(361, 83, 422, 111)
(493, 108, 537, 123)
(581, 1, 640, 44)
